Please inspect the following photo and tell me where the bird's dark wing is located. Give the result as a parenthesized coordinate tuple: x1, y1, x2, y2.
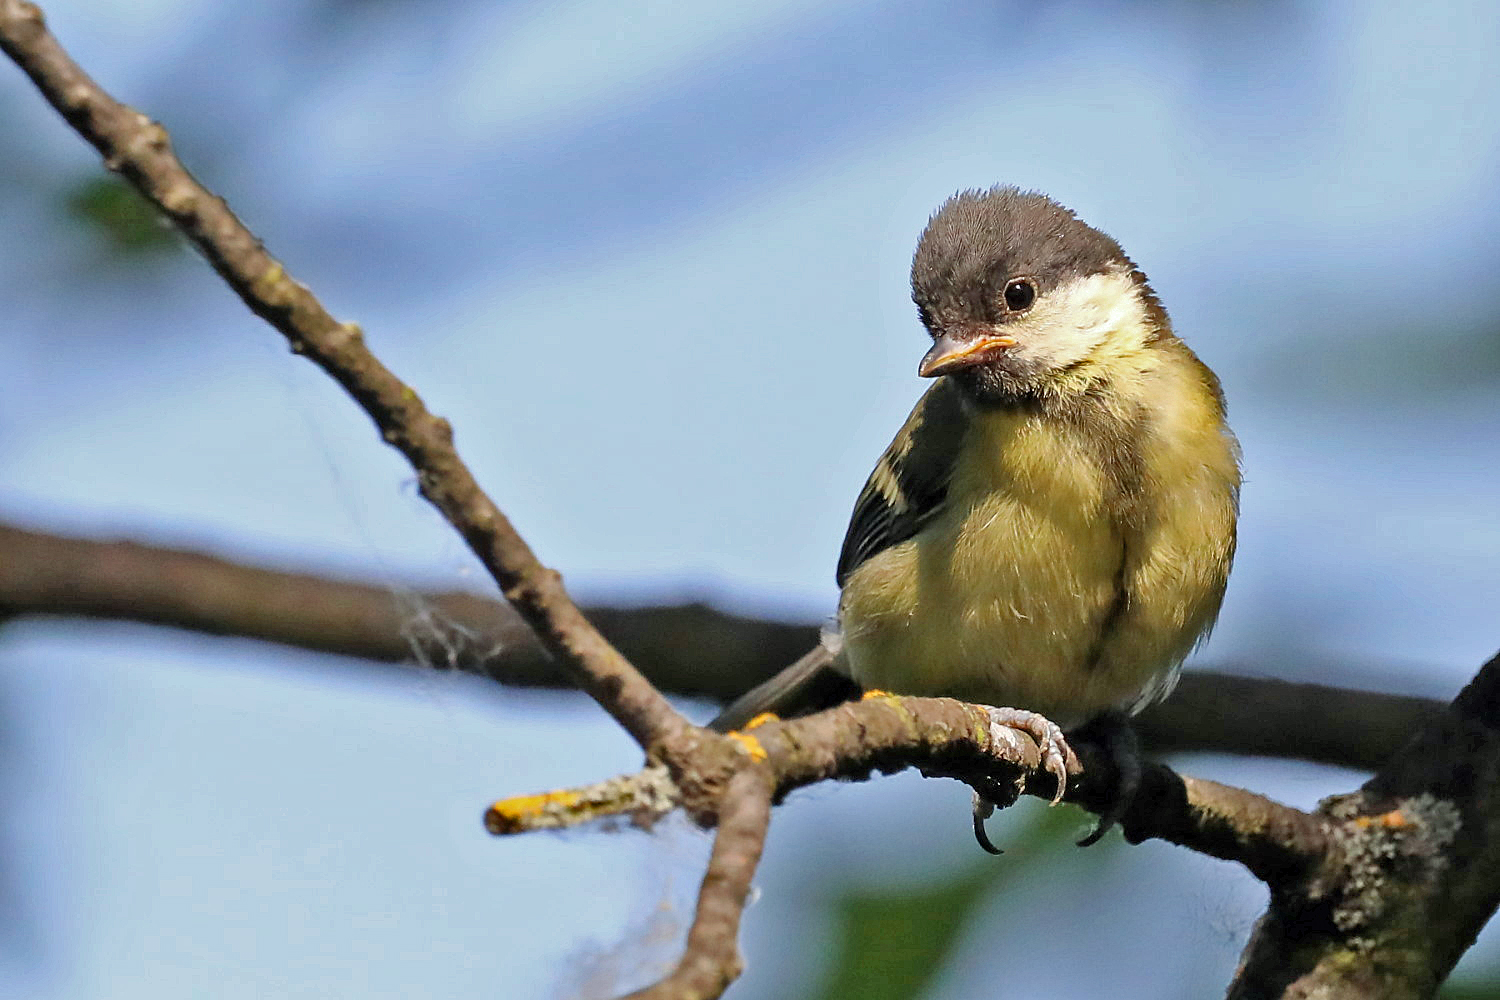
(835, 379, 969, 587)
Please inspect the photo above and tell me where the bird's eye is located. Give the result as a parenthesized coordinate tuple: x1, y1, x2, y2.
(1003, 279, 1036, 312)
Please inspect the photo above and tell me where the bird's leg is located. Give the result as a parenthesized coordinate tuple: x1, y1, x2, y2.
(970, 706, 1077, 853)
(1067, 710, 1142, 847)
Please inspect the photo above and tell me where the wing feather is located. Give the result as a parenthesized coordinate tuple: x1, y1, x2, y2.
(835, 379, 969, 587)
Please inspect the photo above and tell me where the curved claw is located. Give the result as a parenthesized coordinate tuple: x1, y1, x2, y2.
(968, 706, 1078, 854)
(971, 791, 1003, 855)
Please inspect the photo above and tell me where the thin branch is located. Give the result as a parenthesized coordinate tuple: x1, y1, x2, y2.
(0, 518, 1441, 774)
(484, 765, 677, 835)
(490, 695, 1331, 883)
(0, 1, 688, 753)
(1121, 771, 1331, 884)
(621, 768, 773, 1000)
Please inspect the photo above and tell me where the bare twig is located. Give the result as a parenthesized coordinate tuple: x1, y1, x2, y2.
(0, 0, 687, 753)
(485, 765, 678, 835)
(621, 768, 773, 1000)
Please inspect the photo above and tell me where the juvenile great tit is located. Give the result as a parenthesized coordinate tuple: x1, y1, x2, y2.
(713, 186, 1240, 843)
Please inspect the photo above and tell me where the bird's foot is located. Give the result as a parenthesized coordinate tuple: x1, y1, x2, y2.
(1067, 711, 1142, 847)
(985, 706, 1074, 804)
(970, 706, 1076, 854)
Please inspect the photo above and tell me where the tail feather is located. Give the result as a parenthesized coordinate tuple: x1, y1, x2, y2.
(708, 643, 860, 733)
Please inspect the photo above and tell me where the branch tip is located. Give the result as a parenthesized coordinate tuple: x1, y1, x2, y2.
(484, 766, 678, 836)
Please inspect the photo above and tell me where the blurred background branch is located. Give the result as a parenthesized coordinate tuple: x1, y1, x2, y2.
(0, 518, 1446, 772)
(2, 0, 688, 752)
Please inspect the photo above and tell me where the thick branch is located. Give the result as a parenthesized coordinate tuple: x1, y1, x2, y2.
(0, 519, 1440, 773)
(1228, 649, 1500, 999)
(0, 1, 687, 752)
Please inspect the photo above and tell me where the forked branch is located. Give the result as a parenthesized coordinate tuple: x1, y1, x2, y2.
(621, 768, 774, 1000)
(0, 0, 687, 754)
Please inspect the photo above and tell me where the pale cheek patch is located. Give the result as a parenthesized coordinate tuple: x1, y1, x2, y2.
(1009, 270, 1150, 371)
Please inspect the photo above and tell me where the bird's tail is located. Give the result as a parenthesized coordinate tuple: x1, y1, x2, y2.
(708, 638, 859, 733)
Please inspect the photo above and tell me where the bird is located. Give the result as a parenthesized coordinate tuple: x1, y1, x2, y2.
(711, 186, 1240, 848)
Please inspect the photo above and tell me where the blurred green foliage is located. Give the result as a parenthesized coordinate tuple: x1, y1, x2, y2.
(1440, 968, 1500, 1000)
(810, 807, 1098, 1000)
(64, 175, 180, 256)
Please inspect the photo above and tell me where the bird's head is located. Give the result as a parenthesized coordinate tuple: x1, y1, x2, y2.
(910, 186, 1167, 404)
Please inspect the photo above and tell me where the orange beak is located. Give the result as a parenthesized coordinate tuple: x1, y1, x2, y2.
(918, 332, 1018, 378)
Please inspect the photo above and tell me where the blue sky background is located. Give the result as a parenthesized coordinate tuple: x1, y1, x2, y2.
(2, 0, 1499, 997)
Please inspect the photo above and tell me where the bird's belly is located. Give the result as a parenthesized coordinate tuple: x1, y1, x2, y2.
(837, 494, 1158, 727)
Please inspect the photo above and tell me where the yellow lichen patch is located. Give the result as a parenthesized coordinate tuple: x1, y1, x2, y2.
(728, 731, 768, 762)
(744, 712, 780, 731)
(859, 689, 895, 701)
(968, 707, 993, 744)
(485, 788, 584, 834)
(1355, 809, 1408, 830)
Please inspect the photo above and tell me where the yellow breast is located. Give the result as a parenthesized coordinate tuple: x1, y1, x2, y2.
(838, 348, 1239, 727)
